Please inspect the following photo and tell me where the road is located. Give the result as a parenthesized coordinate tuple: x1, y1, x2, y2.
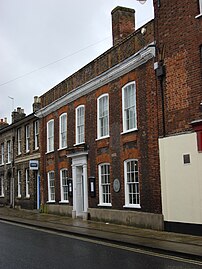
(0, 221, 201, 269)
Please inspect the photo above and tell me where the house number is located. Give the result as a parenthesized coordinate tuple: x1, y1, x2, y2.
(113, 178, 120, 193)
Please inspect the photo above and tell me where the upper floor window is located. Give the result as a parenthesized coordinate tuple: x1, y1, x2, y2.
(25, 169, 30, 198)
(17, 170, 22, 198)
(34, 120, 39, 150)
(97, 94, 109, 139)
(47, 119, 54, 153)
(17, 128, 22, 155)
(98, 163, 111, 206)
(76, 105, 85, 144)
(7, 140, 11, 163)
(48, 171, 55, 202)
(124, 159, 140, 208)
(59, 113, 67, 149)
(0, 176, 4, 197)
(0, 143, 4, 165)
(25, 125, 30, 153)
(122, 82, 137, 133)
(60, 168, 68, 202)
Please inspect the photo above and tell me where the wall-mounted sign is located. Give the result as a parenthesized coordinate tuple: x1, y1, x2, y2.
(29, 160, 39, 170)
(113, 178, 120, 193)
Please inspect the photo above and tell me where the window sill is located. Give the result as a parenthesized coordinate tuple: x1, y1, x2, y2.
(0, 163, 4, 166)
(58, 146, 68, 151)
(123, 205, 141, 209)
(121, 128, 138, 135)
(46, 201, 55, 203)
(17, 196, 21, 199)
(96, 135, 110, 141)
(6, 162, 11, 165)
(25, 196, 30, 199)
(0, 195, 5, 198)
(45, 150, 54, 155)
(98, 203, 112, 207)
(59, 201, 69, 204)
(74, 142, 85, 147)
(195, 13, 202, 19)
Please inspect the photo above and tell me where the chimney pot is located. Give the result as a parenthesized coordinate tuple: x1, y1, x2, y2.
(111, 6, 135, 46)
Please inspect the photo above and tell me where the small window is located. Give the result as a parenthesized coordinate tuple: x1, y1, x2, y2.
(98, 163, 111, 206)
(48, 171, 55, 202)
(60, 169, 68, 202)
(124, 159, 140, 208)
(17, 128, 22, 155)
(0, 143, 4, 165)
(76, 105, 85, 144)
(25, 169, 30, 198)
(34, 120, 39, 150)
(47, 120, 54, 152)
(183, 154, 191, 164)
(59, 113, 67, 149)
(199, 0, 202, 14)
(7, 140, 11, 163)
(97, 94, 109, 139)
(17, 170, 22, 198)
(122, 82, 137, 133)
(0, 176, 4, 197)
(25, 125, 30, 153)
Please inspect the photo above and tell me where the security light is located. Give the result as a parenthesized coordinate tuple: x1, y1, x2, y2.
(136, 0, 147, 4)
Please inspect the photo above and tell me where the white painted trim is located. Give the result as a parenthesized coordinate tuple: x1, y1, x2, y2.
(36, 43, 155, 118)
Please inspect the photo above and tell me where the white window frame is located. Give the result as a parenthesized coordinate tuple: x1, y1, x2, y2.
(122, 81, 137, 133)
(17, 128, 22, 155)
(7, 140, 11, 164)
(17, 170, 22, 198)
(97, 94, 109, 139)
(25, 125, 30, 153)
(25, 169, 30, 198)
(0, 143, 4, 165)
(34, 120, 39, 150)
(124, 159, 140, 208)
(76, 105, 85, 145)
(48, 171, 55, 202)
(60, 168, 69, 203)
(0, 176, 4, 197)
(47, 119, 54, 153)
(199, 0, 202, 14)
(59, 113, 67, 149)
(98, 163, 111, 206)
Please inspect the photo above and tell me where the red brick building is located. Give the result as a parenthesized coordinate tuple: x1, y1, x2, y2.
(36, 7, 163, 230)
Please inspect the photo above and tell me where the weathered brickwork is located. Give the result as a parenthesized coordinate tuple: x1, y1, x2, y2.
(154, 0, 202, 135)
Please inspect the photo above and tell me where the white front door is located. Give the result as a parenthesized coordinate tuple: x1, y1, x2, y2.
(69, 152, 88, 219)
(76, 166, 84, 216)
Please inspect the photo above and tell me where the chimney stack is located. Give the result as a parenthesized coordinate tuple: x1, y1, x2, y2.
(111, 6, 135, 46)
(0, 118, 9, 129)
(12, 107, 26, 123)
(32, 96, 41, 112)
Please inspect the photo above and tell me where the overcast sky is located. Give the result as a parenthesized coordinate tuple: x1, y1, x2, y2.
(0, 0, 154, 123)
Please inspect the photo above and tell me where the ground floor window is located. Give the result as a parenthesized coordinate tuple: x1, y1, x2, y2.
(25, 169, 30, 198)
(0, 176, 4, 197)
(98, 163, 111, 206)
(17, 170, 22, 198)
(124, 159, 140, 208)
(48, 171, 55, 202)
(60, 169, 68, 202)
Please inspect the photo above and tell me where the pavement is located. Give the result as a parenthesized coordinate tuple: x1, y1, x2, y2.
(0, 207, 201, 260)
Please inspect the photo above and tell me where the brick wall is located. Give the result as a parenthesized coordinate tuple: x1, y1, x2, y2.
(154, 0, 202, 135)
